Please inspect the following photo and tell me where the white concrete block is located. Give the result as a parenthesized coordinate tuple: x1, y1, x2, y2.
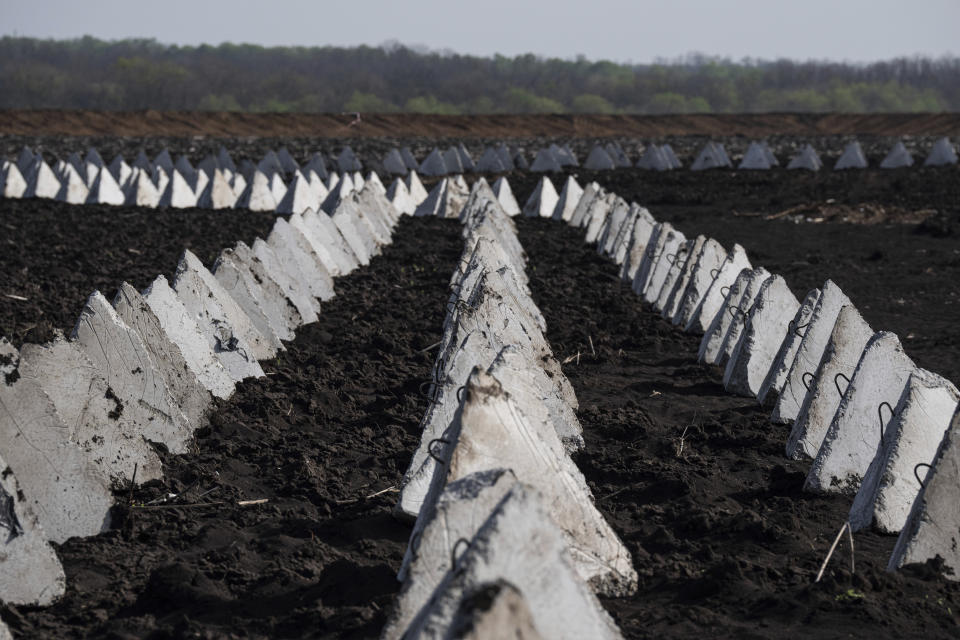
(738, 141, 774, 170)
(229, 242, 306, 335)
(758, 287, 821, 405)
(235, 171, 277, 211)
(787, 144, 823, 171)
(618, 207, 658, 283)
(1, 162, 27, 198)
(24, 160, 61, 200)
(786, 304, 874, 459)
(397, 481, 623, 640)
(0, 374, 113, 542)
(85, 167, 125, 206)
(250, 239, 321, 323)
(660, 236, 706, 318)
(630, 223, 664, 296)
(523, 177, 559, 218)
(851, 369, 959, 533)
(172, 251, 268, 379)
(442, 580, 546, 640)
(673, 238, 727, 328)
(332, 197, 379, 261)
(143, 276, 235, 399)
(55, 164, 89, 204)
(0, 449, 66, 606)
(774, 280, 851, 424)
(834, 140, 868, 170)
(491, 177, 521, 217)
(597, 199, 630, 257)
(387, 177, 416, 216)
(405, 171, 429, 205)
(213, 250, 291, 347)
(724, 275, 800, 397)
(267, 217, 336, 303)
(301, 209, 360, 275)
(698, 267, 766, 366)
(529, 148, 563, 173)
(276, 172, 318, 214)
(610, 204, 642, 266)
(568, 182, 602, 228)
(685, 244, 751, 335)
(551, 176, 584, 222)
(196, 169, 236, 209)
(419, 148, 449, 176)
(289, 212, 343, 277)
(584, 194, 617, 245)
(880, 141, 914, 169)
(584, 145, 616, 170)
(642, 227, 687, 305)
(422, 369, 636, 596)
(712, 268, 771, 368)
(17, 335, 164, 483)
(888, 408, 960, 578)
(124, 170, 160, 208)
(805, 332, 916, 495)
(158, 169, 198, 209)
(924, 137, 958, 167)
(72, 291, 193, 453)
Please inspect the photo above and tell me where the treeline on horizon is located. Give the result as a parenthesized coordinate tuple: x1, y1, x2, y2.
(2, 36, 959, 114)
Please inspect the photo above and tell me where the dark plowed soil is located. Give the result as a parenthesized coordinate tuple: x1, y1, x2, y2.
(4, 217, 463, 639)
(517, 217, 960, 639)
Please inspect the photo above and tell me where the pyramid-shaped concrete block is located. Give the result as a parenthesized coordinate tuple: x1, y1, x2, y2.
(630, 222, 664, 296)
(529, 148, 562, 173)
(584, 145, 616, 170)
(605, 142, 631, 168)
(72, 291, 193, 453)
(673, 238, 727, 328)
(251, 239, 322, 320)
(880, 140, 914, 169)
(887, 408, 960, 578)
(330, 207, 373, 267)
(228, 241, 308, 335)
(2, 161, 28, 198)
(213, 249, 291, 347)
(25, 160, 62, 200)
(495, 144, 514, 170)
(724, 275, 800, 397)
(268, 172, 287, 204)
(143, 275, 236, 399)
(257, 150, 283, 177)
(834, 140, 868, 170)
(235, 171, 277, 211)
(774, 280, 851, 425)
(113, 282, 211, 431)
(619, 205, 658, 283)
(850, 369, 959, 533)
(276, 147, 299, 175)
(492, 177, 521, 217)
(15, 147, 35, 174)
(17, 335, 163, 484)
(382, 148, 408, 176)
(131, 149, 152, 172)
(302, 152, 328, 180)
(758, 287, 821, 406)
(196, 168, 236, 209)
(400, 146, 419, 170)
(660, 235, 708, 320)
(523, 177, 559, 218)
(0, 372, 113, 543)
(552, 176, 584, 222)
(738, 141, 774, 170)
(86, 167, 126, 206)
(302, 209, 361, 274)
(786, 304, 874, 459)
(684, 244, 751, 334)
(584, 193, 619, 244)
(153, 149, 174, 175)
(805, 332, 917, 495)
(923, 137, 958, 166)
(158, 169, 198, 209)
(55, 164, 89, 204)
(124, 169, 161, 208)
(443, 147, 464, 174)
(636, 144, 672, 171)
(336, 146, 363, 173)
(639, 225, 687, 304)
(611, 204, 646, 266)
(419, 148, 449, 177)
(661, 144, 681, 168)
(698, 267, 766, 365)
(387, 177, 416, 215)
(477, 147, 506, 173)
(424, 369, 636, 596)
(267, 218, 336, 302)
(84, 147, 104, 170)
(691, 141, 732, 171)
(289, 211, 345, 276)
(405, 170, 429, 205)
(275, 171, 317, 214)
(389, 477, 622, 640)
(0, 448, 66, 606)
(172, 251, 270, 377)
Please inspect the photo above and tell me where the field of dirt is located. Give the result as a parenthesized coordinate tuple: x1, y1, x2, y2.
(1, 146, 959, 638)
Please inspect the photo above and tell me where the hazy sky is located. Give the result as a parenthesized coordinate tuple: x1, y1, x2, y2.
(4, 0, 958, 63)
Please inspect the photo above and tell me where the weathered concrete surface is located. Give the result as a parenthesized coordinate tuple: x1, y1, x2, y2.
(143, 275, 236, 400)
(850, 369, 960, 533)
(641, 226, 687, 305)
(805, 332, 917, 495)
(172, 252, 267, 380)
(289, 212, 342, 277)
(406, 170, 429, 204)
(724, 275, 800, 397)
(596, 199, 630, 258)
(660, 236, 706, 319)
(685, 244, 751, 335)
(332, 203, 375, 266)
(17, 334, 164, 483)
(235, 170, 277, 212)
(551, 176, 583, 222)
(446, 581, 546, 640)
(399, 482, 624, 640)
(72, 291, 193, 453)
(698, 267, 760, 365)
(584, 194, 617, 245)
(428, 370, 636, 597)
(491, 177, 521, 217)
(619, 208, 658, 283)
(301, 209, 360, 275)
(568, 182, 602, 228)
(774, 280, 850, 424)
(0, 449, 66, 606)
(786, 305, 874, 460)
(387, 469, 520, 638)
(215, 247, 298, 341)
(611, 205, 643, 266)
(673, 238, 727, 328)
(522, 177, 559, 218)
(387, 177, 416, 215)
(888, 408, 960, 579)
(267, 217, 336, 304)
(212, 250, 289, 349)
(157, 169, 198, 209)
(251, 238, 322, 320)
(113, 282, 211, 432)
(712, 268, 771, 368)
(758, 287, 821, 406)
(0, 373, 113, 542)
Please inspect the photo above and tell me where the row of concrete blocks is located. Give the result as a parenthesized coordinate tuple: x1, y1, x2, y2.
(382, 180, 633, 638)
(521, 172, 960, 580)
(0, 144, 437, 216)
(0, 175, 406, 616)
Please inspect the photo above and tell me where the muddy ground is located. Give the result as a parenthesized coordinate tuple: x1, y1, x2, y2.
(1, 158, 959, 638)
